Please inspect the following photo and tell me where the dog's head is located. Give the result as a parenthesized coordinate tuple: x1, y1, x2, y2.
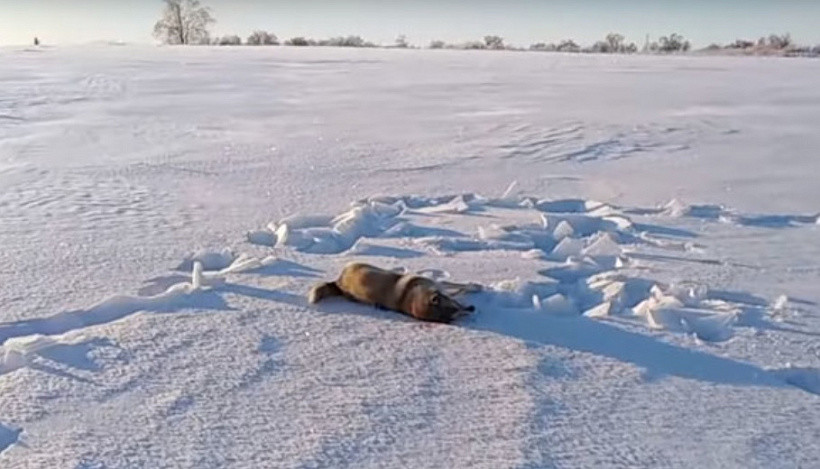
(411, 288, 474, 323)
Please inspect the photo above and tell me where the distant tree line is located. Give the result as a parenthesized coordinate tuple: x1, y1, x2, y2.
(703, 33, 819, 56)
(529, 34, 639, 53)
(151, 1, 819, 57)
(282, 35, 378, 48)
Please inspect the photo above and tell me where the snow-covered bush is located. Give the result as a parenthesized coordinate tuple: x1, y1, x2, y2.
(529, 42, 556, 52)
(317, 36, 375, 47)
(484, 35, 505, 50)
(285, 37, 310, 46)
(556, 40, 580, 53)
(216, 35, 241, 46)
(246, 30, 278, 45)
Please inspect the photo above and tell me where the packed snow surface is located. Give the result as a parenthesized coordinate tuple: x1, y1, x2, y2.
(1, 45, 819, 468)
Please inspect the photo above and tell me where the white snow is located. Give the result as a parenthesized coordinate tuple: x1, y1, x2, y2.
(1, 44, 819, 468)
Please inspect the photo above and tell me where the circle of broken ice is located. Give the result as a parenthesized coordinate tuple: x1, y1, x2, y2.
(245, 186, 817, 344)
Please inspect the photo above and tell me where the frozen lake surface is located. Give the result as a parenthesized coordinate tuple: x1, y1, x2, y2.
(1, 45, 819, 468)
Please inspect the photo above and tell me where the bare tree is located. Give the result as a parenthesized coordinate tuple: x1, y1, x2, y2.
(658, 33, 690, 53)
(394, 34, 409, 48)
(768, 33, 792, 49)
(153, 0, 215, 45)
(247, 30, 278, 45)
(429, 40, 446, 49)
(606, 33, 625, 52)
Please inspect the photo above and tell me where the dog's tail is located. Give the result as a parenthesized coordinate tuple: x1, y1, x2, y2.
(308, 281, 344, 304)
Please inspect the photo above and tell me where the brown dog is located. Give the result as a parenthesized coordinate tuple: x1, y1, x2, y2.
(308, 262, 478, 323)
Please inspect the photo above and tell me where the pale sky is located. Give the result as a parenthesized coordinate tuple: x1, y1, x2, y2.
(1, 0, 819, 48)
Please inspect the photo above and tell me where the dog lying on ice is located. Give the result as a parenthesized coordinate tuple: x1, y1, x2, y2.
(308, 262, 480, 323)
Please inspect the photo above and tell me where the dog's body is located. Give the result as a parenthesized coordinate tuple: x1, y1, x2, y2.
(308, 262, 477, 323)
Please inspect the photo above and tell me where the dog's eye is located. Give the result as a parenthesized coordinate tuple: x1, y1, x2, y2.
(430, 295, 440, 306)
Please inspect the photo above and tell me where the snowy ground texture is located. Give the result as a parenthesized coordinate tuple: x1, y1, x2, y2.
(1, 45, 819, 468)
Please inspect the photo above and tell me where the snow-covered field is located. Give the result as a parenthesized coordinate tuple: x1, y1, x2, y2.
(1, 44, 819, 468)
